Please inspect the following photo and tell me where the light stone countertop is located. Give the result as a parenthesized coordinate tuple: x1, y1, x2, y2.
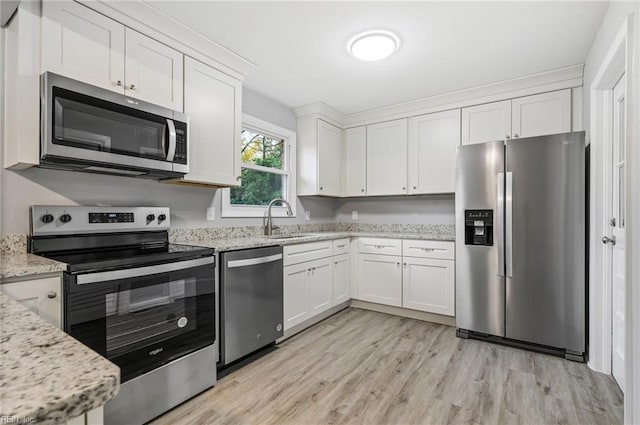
(171, 230, 455, 252)
(0, 253, 67, 281)
(0, 294, 120, 425)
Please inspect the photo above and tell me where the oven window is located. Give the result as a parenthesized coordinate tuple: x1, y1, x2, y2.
(52, 87, 166, 160)
(105, 278, 196, 358)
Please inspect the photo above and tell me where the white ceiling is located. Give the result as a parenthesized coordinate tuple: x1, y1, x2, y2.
(148, 1, 609, 115)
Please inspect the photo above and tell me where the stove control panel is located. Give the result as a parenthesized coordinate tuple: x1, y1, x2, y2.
(30, 206, 171, 236)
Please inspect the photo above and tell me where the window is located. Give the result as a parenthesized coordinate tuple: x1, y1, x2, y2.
(222, 114, 296, 217)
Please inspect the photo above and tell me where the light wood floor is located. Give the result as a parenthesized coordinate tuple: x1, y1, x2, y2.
(151, 308, 623, 425)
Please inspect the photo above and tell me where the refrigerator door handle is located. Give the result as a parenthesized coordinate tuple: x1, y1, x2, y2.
(497, 172, 505, 277)
(506, 172, 513, 277)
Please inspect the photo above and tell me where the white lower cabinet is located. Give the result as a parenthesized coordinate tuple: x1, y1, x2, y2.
(402, 258, 455, 316)
(307, 258, 333, 315)
(357, 254, 402, 307)
(1, 276, 62, 328)
(283, 262, 310, 330)
(332, 254, 350, 305)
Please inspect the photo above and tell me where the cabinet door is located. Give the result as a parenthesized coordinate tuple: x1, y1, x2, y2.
(358, 254, 402, 307)
(124, 28, 183, 111)
(307, 258, 333, 315)
(408, 109, 461, 194)
(1, 277, 62, 328)
(283, 263, 309, 330)
(402, 258, 454, 316)
(317, 120, 342, 196)
(367, 119, 408, 195)
(461, 100, 511, 145)
(333, 254, 351, 305)
(41, 1, 125, 92)
(343, 126, 367, 196)
(511, 89, 571, 139)
(182, 57, 242, 186)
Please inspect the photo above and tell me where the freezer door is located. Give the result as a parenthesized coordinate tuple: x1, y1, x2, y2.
(505, 132, 585, 352)
(455, 140, 505, 336)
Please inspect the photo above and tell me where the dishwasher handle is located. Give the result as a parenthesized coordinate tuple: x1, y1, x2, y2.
(227, 253, 283, 269)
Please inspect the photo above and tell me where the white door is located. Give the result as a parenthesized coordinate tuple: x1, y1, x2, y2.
(511, 89, 571, 139)
(317, 120, 342, 196)
(402, 258, 455, 316)
(283, 263, 309, 330)
(1, 277, 62, 328)
(366, 119, 408, 195)
(307, 258, 333, 315)
(461, 100, 511, 145)
(343, 126, 367, 196)
(124, 28, 184, 111)
(408, 109, 461, 194)
(332, 254, 351, 305)
(182, 57, 242, 186)
(610, 75, 626, 392)
(41, 1, 125, 92)
(358, 254, 402, 307)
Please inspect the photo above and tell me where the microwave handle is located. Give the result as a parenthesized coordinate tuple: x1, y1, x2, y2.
(165, 119, 177, 162)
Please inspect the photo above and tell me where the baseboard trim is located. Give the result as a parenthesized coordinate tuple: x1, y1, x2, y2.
(350, 300, 456, 327)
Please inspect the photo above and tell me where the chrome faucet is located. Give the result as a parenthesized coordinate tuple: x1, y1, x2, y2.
(264, 198, 293, 235)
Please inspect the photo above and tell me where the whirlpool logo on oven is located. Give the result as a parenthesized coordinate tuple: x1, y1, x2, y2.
(149, 347, 164, 356)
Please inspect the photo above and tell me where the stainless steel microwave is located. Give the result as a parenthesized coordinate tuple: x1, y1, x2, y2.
(40, 72, 189, 179)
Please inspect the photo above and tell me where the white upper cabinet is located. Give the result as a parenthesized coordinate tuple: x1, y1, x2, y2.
(462, 89, 572, 145)
(124, 28, 183, 111)
(461, 100, 511, 145)
(42, 1, 125, 92)
(408, 109, 461, 194)
(511, 89, 571, 139)
(176, 57, 241, 186)
(297, 117, 342, 196)
(366, 119, 408, 196)
(317, 120, 342, 196)
(41, 2, 184, 110)
(343, 126, 367, 197)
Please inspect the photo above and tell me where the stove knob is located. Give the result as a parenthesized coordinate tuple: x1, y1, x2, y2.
(147, 214, 156, 222)
(60, 214, 72, 223)
(158, 214, 167, 222)
(41, 214, 54, 224)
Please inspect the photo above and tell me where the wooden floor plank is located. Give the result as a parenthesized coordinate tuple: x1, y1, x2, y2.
(150, 308, 623, 425)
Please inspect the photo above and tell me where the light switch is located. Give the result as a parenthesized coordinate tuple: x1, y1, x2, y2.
(305, 211, 310, 221)
(352, 211, 358, 220)
(206, 207, 215, 221)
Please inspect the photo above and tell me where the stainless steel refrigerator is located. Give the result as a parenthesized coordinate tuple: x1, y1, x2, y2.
(455, 131, 586, 361)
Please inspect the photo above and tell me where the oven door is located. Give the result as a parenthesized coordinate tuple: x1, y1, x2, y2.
(64, 257, 214, 383)
(41, 72, 188, 175)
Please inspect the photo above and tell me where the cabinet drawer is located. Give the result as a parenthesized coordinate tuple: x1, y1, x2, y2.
(332, 238, 350, 255)
(283, 241, 333, 266)
(402, 240, 454, 260)
(358, 238, 402, 256)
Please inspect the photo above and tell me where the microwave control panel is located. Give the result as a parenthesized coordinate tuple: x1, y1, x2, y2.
(173, 122, 187, 164)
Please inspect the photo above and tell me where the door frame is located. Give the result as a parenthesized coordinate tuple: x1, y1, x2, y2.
(589, 12, 637, 424)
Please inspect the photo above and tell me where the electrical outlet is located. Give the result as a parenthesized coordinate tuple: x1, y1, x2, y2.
(206, 207, 215, 221)
(352, 211, 358, 220)
(305, 210, 310, 221)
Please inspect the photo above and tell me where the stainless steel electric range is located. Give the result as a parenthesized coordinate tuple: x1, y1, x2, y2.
(29, 206, 216, 425)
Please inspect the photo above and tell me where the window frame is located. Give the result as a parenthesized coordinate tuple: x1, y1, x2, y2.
(221, 114, 297, 218)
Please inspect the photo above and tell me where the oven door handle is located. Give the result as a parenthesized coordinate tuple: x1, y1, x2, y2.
(76, 257, 214, 285)
(227, 253, 283, 269)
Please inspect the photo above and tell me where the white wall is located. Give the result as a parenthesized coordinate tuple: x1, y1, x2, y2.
(333, 195, 455, 225)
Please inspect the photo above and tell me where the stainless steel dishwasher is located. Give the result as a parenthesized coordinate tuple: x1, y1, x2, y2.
(219, 245, 283, 367)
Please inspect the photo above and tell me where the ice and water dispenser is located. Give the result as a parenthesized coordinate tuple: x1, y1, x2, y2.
(464, 210, 493, 246)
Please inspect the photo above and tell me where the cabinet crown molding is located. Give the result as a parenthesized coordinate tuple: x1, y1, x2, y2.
(293, 102, 345, 127)
(76, 0, 256, 80)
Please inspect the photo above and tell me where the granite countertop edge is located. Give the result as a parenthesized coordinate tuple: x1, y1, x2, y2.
(0, 253, 67, 281)
(0, 294, 120, 425)
(171, 231, 455, 251)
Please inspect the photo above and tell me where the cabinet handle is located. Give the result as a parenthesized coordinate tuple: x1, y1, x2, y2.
(402, 187, 406, 190)
(47, 292, 57, 299)
(361, 189, 365, 192)
(115, 80, 123, 87)
(413, 186, 417, 190)
(403, 262, 407, 268)
(128, 84, 136, 90)
(319, 186, 324, 191)
(396, 262, 400, 267)
(514, 134, 519, 138)
(505, 135, 511, 139)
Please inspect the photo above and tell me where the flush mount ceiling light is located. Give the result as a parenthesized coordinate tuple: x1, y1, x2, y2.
(347, 30, 400, 62)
